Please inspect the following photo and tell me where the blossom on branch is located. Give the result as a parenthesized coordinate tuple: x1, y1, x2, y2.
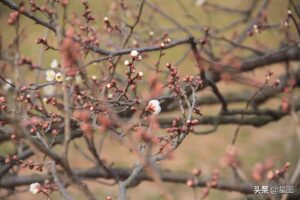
(29, 182, 41, 194)
(147, 99, 161, 115)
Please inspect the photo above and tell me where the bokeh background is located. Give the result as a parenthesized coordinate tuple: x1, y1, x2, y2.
(0, 0, 299, 199)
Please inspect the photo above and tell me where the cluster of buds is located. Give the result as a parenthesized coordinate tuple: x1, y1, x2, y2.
(29, 0, 53, 15)
(106, 80, 117, 89)
(17, 93, 33, 107)
(36, 37, 56, 51)
(7, 11, 20, 25)
(0, 96, 7, 111)
(124, 50, 142, 67)
(103, 17, 118, 33)
(186, 178, 197, 188)
(22, 159, 44, 172)
(182, 75, 194, 83)
(264, 71, 281, 88)
(281, 10, 296, 28)
(81, 0, 95, 22)
(252, 159, 274, 181)
(29, 181, 53, 197)
(43, 96, 64, 111)
(186, 168, 202, 188)
(7, 2, 24, 25)
(81, 30, 100, 46)
(82, 102, 97, 112)
(220, 146, 240, 168)
(192, 168, 202, 177)
(167, 117, 198, 136)
(206, 169, 220, 188)
(21, 116, 57, 136)
(200, 27, 210, 47)
(248, 24, 262, 36)
(0, 154, 22, 166)
(0, 156, 44, 173)
(159, 33, 172, 48)
(267, 162, 290, 180)
(166, 63, 184, 97)
(166, 117, 181, 136)
(117, 50, 144, 92)
(18, 55, 38, 69)
(186, 119, 199, 128)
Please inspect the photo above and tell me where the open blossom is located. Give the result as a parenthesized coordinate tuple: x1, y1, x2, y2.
(55, 72, 64, 82)
(147, 100, 161, 115)
(130, 50, 139, 57)
(45, 70, 64, 82)
(45, 70, 56, 82)
(124, 60, 130, 66)
(195, 0, 206, 6)
(29, 182, 41, 194)
(50, 59, 58, 69)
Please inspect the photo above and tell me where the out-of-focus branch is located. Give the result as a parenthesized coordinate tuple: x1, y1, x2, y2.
(0, 167, 255, 194)
(0, 0, 56, 32)
(158, 99, 300, 128)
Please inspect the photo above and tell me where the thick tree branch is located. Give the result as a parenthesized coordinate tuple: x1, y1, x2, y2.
(0, 167, 255, 194)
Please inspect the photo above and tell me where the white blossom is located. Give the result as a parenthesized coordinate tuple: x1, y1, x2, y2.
(124, 60, 130, 66)
(50, 59, 58, 69)
(108, 93, 113, 99)
(55, 72, 64, 82)
(137, 55, 142, 61)
(130, 50, 139, 57)
(138, 71, 143, 77)
(148, 100, 161, 115)
(45, 70, 56, 82)
(195, 0, 206, 6)
(149, 31, 154, 36)
(106, 83, 112, 88)
(29, 183, 40, 194)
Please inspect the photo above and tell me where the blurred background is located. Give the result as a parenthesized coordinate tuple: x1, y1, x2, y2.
(0, 0, 299, 199)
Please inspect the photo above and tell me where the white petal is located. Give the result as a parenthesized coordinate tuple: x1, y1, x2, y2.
(124, 60, 130, 66)
(196, 0, 206, 6)
(130, 50, 139, 57)
(50, 59, 58, 69)
(45, 70, 56, 82)
(153, 105, 161, 115)
(29, 183, 40, 194)
(148, 100, 160, 107)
